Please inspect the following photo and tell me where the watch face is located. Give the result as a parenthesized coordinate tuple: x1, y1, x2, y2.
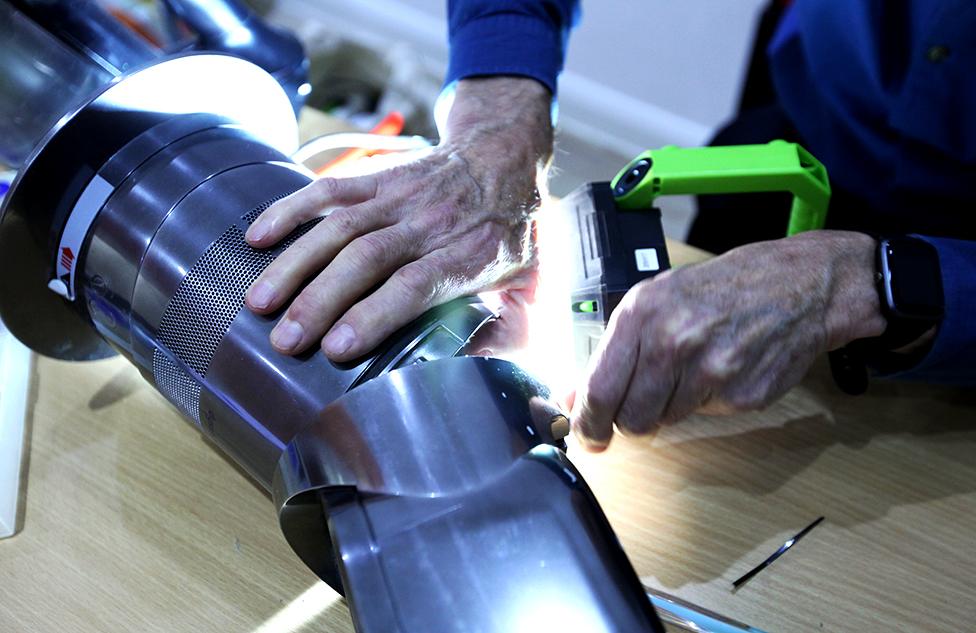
(881, 237, 945, 321)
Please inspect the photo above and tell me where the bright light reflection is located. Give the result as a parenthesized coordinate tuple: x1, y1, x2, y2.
(103, 55, 298, 154)
(194, 1, 253, 47)
(505, 195, 579, 399)
(510, 587, 604, 633)
(292, 133, 430, 165)
(222, 25, 254, 48)
(250, 582, 341, 633)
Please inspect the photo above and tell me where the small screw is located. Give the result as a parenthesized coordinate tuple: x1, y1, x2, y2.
(550, 414, 570, 441)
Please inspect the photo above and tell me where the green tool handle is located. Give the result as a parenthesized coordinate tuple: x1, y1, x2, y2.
(611, 140, 831, 236)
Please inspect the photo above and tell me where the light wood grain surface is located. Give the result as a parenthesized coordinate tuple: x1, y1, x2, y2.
(4, 241, 974, 633)
(3, 115, 975, 632)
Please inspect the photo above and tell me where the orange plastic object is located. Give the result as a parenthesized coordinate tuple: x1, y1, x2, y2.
(316, 111, 405, 176)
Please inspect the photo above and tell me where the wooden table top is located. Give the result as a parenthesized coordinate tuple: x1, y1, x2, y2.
(3, 106, 975, 632)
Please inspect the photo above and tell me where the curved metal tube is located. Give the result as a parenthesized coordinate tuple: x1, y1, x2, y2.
(274, 356, 663, 631)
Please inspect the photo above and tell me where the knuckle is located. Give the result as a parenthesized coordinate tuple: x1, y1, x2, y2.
(699, 349, 741, 384)
(268, 190, 302, 217)
(418, 202, 461, 236)
(431, 220, 494, 261)
(353, 231, 398, 262)
(606, 298, 636, 333)
(327, 207, 364, 236)
(313, 177, 344, 200)
(658, 408, 694, 427)
(393, 261, 438, 303)
(616, 283, 656, 326)
(633, 277, 662, 305)
(573, 401, 605, 428)
(654, 307, 706, 362)
(656, 409, 682, 427)
(658, 390, 703, 426)
(379, 162, 414, 183)
(754, 382, 779, 408)
(285, 291, 324, 323)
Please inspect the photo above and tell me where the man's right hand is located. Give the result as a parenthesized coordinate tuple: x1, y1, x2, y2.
(570, 231, 887, 450)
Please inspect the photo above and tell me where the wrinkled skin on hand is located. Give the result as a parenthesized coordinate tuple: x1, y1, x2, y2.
(245, 77, 552, 361)
(570, 230, 887, 451)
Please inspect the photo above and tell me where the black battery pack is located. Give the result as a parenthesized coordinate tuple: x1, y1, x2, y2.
(559, 181, 671, 369)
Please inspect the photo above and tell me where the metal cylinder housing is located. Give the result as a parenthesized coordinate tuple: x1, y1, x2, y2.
(0, 52, 664, 632)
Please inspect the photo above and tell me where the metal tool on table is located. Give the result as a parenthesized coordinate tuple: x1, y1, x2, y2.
(561, 141, 831, 370)
(0, 3, 665, 631)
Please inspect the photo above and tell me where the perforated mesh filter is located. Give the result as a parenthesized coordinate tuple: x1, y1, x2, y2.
(152, 193, 318, 417)
(241, 200, 278, 225)
(153, 349, 202, 423)
(156, 222, 276, 376)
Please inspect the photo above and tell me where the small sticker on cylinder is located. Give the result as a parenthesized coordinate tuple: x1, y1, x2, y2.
(53, 174, 114, 300)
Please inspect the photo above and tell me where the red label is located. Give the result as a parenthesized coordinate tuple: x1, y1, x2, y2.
(59, 247, 74, 271)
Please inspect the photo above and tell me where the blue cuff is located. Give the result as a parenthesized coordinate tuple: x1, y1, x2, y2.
(446, 10, 572, 95)
(887, 236, 976, 384)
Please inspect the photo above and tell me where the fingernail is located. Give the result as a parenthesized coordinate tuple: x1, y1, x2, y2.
(271, 319, 304, 352)
(246, 220, 270, 242)
(323, 323, 356, 357)
(248, 281, 276, 310)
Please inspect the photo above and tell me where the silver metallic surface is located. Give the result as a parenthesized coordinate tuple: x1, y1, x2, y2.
(84, 131, 497, 485)
(274, 356, 662, 632)
(86, 129, 295, 356)
(273, 356, 564, 501)
(0, 53, 296, 359)
(0, 51, 664, 632)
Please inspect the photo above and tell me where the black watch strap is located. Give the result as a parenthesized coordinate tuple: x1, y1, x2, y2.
(829, 235, 943, 395)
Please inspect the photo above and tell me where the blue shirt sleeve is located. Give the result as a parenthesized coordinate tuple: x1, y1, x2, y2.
(769, 1, 976, 215)
(890, 236, 976, 384)
(445, 0, 580, 95)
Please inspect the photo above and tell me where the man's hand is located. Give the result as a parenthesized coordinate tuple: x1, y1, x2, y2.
(244, 77, 552, 361)
(570, 231, 886, 451)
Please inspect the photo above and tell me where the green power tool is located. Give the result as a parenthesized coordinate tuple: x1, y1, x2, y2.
(560, 140, 831, 369)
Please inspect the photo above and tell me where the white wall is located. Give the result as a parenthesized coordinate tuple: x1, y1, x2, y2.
(274, 0, 764, 135)
(271, 0, 767, 233)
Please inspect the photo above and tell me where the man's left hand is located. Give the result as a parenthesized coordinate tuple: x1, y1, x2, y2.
(242, 77, 552, 361)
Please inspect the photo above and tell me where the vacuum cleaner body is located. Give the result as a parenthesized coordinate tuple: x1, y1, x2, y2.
(0, 4, 663, 631)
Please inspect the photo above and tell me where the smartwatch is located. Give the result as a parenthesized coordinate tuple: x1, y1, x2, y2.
(874, 235, 945, 344)
(829, 235, 944, 394)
